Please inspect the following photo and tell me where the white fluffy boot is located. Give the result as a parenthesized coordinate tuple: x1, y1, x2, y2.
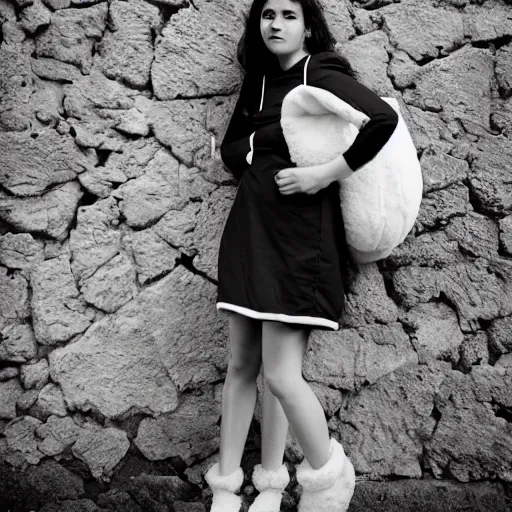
(296, 438, 355, 512)
(204, 462, 244, 512)
(248, 463, 290, 512)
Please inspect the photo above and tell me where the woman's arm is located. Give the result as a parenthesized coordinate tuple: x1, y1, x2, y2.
(308, 51, 398, 176)
(275, 52, 398, 195)
(220, 76, 255, 181)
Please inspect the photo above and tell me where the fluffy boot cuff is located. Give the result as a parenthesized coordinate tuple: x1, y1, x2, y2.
(248, 463, 290, 512)
(252, 463, 290, 492)
(205, 463, 244, 492)
(296, 438, 345, 491)
(205, 463, 244, 512)
(296, 438, 355, 512)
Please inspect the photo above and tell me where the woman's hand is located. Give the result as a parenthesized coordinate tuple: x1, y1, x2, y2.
(274, 166, 330, 195)
(275, 154, 354, 195)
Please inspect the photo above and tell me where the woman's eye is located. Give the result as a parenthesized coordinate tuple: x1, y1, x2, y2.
(262, 11, 274, 19)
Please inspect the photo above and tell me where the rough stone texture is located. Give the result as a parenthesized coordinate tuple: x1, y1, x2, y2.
(499, 215, 512, 255)
(385, 230, 464, 269)
(26, 459, 85, 500)
(31, 255, 94, 345)
(72, 426, 130, 481)
(96, 489, 144, 512)
(0, 181, 83, 241)
(127, 474, 196, 506)
(0, 378, 24, 419)
(309, 382, 343, 418)
(96, 0, 162, 89)
(468, 135, 512, 215)
(0, 129, 91, 197)
(0, 267, 30, 331)
(342, 263, 398, 327)
(335, 361, 449, 478)
(303, 324, 417, 392)
(42, 0, 71, 9)
(488, 316, 512, 359)
(62, 68, 147, 151)
(20, 359, 49, 390)
(0, 324, 38, 364)
(17, 389, 40, 412)
(152, 0, 246, 99)
(35, 415, 83, 456)
(416, 182, 472, 231)
(394, 259, 512, 332)
(0, 233, 45, 271)
(458, 331, 489, 371)
(0, 367, 19, 381)
(40, 499, 104, 512)
(322, 0, 355, 44)
(3, 415, 45, 465)
(420, 151, 469, 193)
(49, 301, 179, 419)
(349, 479, 510, 512)
(153, 202, 199, 258)
(19, 0, 51, 34)
(149, 99, 215, 174)
(123, 229, 179, 285)
(0, 0, 16, 22)
(444, 212, 499, 259)
(0, 41, 34, 131)
(70, 197, 121, 283)
(341, 31, 395, 96)
(134, 387, 220, 463)
(496, 353, 512, 369)
(463, 1, 512, 43)
(405, 104, 456, 155)
(495, 42, 512, 99)
(381, 1, 464, 61)
(192, 186, 235, 280)
(425, 364, 512, 482)
(404, 47, 494, 132)
(31, 57, 82, 82)
(34, 383, 68, 419)
(0, 0, 511, 508)
(113, 149, 186, 229)
(399, 303, 464, 363)
(35, 4, 108, 73)
(80, 252, 137, 313)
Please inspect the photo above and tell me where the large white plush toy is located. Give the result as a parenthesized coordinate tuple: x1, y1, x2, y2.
(281, 85, 423, 264)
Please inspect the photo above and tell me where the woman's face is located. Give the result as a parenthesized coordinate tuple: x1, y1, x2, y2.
(260, 0, 308, 59)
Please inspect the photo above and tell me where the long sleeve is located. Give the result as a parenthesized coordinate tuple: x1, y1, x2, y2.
(220, 76, 255, 181)
(308, 52, 398, 172)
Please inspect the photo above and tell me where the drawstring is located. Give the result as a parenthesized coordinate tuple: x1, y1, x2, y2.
(249, 55, 312, 165)
(303, 55, 311, 85)
(260, 54, 313, 110)
(259, 75, 266, 112)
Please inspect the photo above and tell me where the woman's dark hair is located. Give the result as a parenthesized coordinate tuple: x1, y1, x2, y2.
(237, 0, 354, 78)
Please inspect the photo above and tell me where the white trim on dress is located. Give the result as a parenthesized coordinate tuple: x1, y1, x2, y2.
(216, 302, 339, 330)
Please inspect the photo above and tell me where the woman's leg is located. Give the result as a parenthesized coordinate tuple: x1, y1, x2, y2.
(219, 312, 262, 476)
(261, 321, 331, 470)
(260, 381, 289, 470)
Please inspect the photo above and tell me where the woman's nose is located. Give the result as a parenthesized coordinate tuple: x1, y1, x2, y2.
(270, 18, 282, 30)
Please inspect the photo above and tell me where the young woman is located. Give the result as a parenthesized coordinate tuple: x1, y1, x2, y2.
(205, 1, 398, 511)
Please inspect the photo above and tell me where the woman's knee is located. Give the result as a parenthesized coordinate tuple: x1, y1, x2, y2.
(227, 353, 261, 381)
(227, 313, 262, 381)
(264, 372, 302, 401)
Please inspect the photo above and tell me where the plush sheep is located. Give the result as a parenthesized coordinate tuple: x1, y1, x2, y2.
(281, 84, 423, 264)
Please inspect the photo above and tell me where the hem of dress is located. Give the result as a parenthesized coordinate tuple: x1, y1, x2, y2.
(216, 302, 339, 330)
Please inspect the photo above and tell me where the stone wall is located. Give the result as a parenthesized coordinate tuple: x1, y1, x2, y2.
(0, 0, 511, 510)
